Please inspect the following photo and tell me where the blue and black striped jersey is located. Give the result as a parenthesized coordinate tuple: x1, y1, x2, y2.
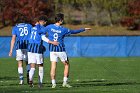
(28, 24, 46, 54)
(41, 24, 85, 52)
(28, 43, 45, 54)
(12, 23, 32, 50)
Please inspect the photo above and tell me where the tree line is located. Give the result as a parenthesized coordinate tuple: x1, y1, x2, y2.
(0, 0, 139, 30)
(54, 0, 140, 29)
(0, 0, 54, 27)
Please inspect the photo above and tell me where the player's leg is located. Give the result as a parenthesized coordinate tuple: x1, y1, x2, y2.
(62, 61, 71, 88)
(23, 49, 30, 84)
(29, 63, 35, 87)
(50, 52, 58, 88)
(28, 52, 36, 87)
(26, 62, 30, 84)
(50, 61, 57, 88)
(63, 61, 69, 83)
(18, 60, 24, 85)
(38, 64, 43, 88)
(59, 52, 72, 88)
(37, 54, 44, 88)
(16, 49, 24, 85)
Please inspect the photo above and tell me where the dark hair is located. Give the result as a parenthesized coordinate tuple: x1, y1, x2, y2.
(55, 13, 64, 22)
(38, 15, 48, 22)
(16, 14, 28, 23)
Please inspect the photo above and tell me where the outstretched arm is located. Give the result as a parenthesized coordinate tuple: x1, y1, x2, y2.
(9, 35, 16, 56)
(70, 28, 91, 34)
(41, 35, 59, 45)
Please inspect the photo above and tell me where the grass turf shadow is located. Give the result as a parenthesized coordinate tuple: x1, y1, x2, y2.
(73, 80, 140, 87)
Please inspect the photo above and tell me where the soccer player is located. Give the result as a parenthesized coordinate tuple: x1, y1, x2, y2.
(9, 15, 32, 85)
(41, 13, 91, 88)
(28, 16, 59, 88)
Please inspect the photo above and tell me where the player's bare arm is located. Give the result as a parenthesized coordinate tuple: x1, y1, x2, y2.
(41, 35, 59, 45)
(48, 41, 59, 46)
(9, 35, 16, 56)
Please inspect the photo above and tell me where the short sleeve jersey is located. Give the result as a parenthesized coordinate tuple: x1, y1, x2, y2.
(12, 23, 32, 49)
(28, 24, 46, 54)
(41, 24, 73, 52)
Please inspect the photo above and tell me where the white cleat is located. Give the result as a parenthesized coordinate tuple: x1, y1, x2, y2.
(62, 83, 72, 88)
(19, 80, 24, 85)
(52, 84, 56, 88)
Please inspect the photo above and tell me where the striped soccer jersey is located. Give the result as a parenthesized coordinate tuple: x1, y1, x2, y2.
(28, 24, 46, 54)
(41, 24, 85, 52)
(12, 23, 32, 50)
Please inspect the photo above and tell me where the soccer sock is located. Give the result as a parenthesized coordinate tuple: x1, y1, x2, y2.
(39, 67, 44, 83)
(26, 64, 30, 84)
(63, 77, 68, 84)
(29, 68, 35, 81)
(18, 67, 23, 80)
(52, 79, 56, 85)
(26, 64, 30, 73)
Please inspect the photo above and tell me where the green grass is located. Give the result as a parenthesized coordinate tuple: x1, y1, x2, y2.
(0, 57, 140, 93)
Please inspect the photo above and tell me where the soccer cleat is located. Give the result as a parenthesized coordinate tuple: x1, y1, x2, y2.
(62, 83, 72, 88)
(38, 83, 43, 88)
(19, 80, 24, 85)
(51, 84, 56, 88)
(29, 81, 34, 88)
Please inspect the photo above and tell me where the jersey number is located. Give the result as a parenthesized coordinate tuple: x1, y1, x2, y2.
(19, 27, 28, 36)
(53, 33, 58, 41)
(30, 31, 37, 40)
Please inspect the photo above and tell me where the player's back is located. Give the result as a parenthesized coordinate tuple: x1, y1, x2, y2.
(28, 24, 45, 54)
(46, 24, 68, 43)
(13, 23, 32, 41)
(45, 24, 69, 52)
(12, 23, 32, 49)
(29, 24, 45, 44)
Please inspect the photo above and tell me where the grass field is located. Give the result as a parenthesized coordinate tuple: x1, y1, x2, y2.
(0, 57, 140, 93)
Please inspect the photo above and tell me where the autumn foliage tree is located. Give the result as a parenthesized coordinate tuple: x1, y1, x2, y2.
(0, 0, 54, 26)
(121, 0, 140, 30)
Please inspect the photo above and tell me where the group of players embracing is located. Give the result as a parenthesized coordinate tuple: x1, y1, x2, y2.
(9, 13, 91, 88)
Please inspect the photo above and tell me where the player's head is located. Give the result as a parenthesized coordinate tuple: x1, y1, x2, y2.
(16, 14, 28, 23)
(38, 15, 48, 26)
(55, 13, 64, 24)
